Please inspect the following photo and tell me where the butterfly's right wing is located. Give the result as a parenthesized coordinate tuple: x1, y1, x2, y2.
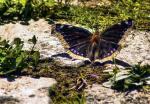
(55, 24, 92, 60)
(95, 19, 133, 62)
(101, 19, 133, 44)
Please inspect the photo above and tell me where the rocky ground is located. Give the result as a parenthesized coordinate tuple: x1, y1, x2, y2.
(0, 77, 56, 104)
(0, 19, 149, 104)
(85, 84, 150, 104)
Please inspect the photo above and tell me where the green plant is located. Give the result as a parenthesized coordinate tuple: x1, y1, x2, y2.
(110, 0, 150, 30)
(28, 35, 40, 69)
(0, 0, 57, 20)
(0, 35, 40, 75)
(0, 0, 149, 30)
(49, 84, 86, 104)
(103, 64, 150, 91)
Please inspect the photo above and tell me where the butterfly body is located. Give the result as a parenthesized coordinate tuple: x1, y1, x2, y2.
(87, 31, 100, 61)
(55, 19, 133, 63)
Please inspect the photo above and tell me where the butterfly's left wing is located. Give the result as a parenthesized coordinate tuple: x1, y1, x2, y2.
(96, 19, 133, 62)
(55, 24, 92, 60)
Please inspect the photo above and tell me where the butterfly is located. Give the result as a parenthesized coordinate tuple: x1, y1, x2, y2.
(55, 19, 133, 63)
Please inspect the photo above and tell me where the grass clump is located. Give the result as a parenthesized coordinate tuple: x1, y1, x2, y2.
(0, 0, 56, 21)
(103, 64, 150, 91)
(0, 35, 40, 76)
(49, 84, 86, 104)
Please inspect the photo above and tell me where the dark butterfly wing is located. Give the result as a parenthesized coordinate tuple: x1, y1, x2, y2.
(96, 19, 133, 62)
(101, 19, 133, 44)
(55, 24, 92, 58)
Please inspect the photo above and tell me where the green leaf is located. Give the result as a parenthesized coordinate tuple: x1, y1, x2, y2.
(16, 54, 24, 67)
(28, 35, 37, 45)
(13, 38, 23, 45)
(131, 82, 143, 86)
(102, 80, 113, 88)
(115, 74, 131, 81)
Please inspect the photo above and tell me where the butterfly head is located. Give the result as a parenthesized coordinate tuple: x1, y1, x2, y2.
(90, 30, 101, 45)
(93, 24, 101, 37)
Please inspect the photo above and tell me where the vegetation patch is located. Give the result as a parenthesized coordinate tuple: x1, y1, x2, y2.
(103, 64, 150, 91)
(0, 35, 40, 76)
(0, 0, 149, 30)
(52, 1, 150, 31)
(22, 61, 110, 104)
